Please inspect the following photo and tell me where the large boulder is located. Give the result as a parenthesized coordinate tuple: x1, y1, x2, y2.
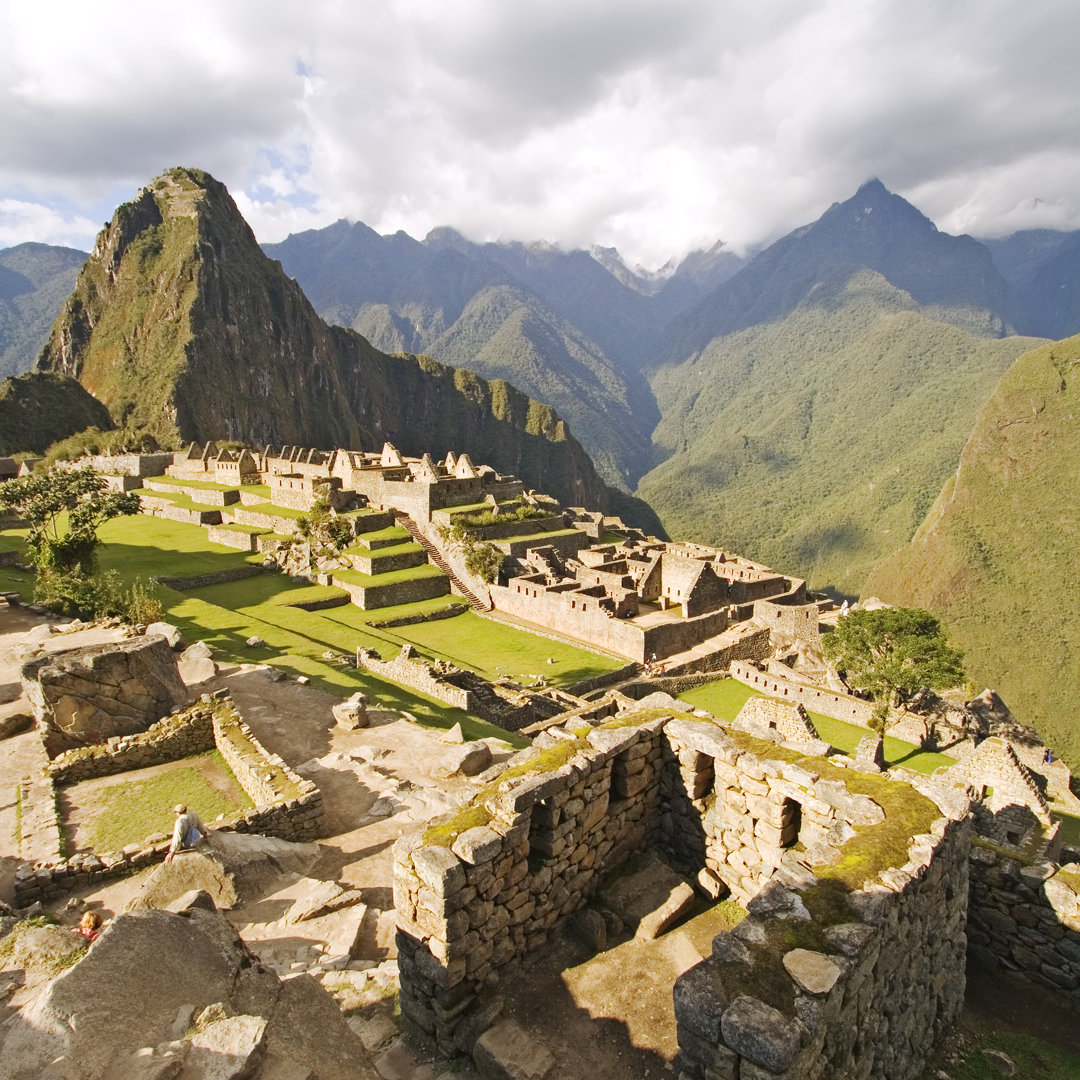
(131, 832, 320, 912)
(21, 635, 189, 758)
(0, 893, 378, 1080)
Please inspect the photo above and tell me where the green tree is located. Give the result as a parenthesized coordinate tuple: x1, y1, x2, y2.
(0, 467, 139, 573)
(296, 495, 353, 569)
(823, 606, 965, 731)
(0, 467, 140, 616)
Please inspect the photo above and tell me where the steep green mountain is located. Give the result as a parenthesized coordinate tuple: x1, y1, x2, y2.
(863, 335, 1080, 765)
(355, 284, 652, 488)
(0, 243, 87, 378)
(35, 167, 615, 512)
(264, 222, 660, 486)
(661, 180, 1014, 366)
(0, 371, 113, 454)
(633, 181, 1046, 594)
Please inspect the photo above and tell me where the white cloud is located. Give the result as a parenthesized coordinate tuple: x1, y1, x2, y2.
(2, 0, 1080, 266)
(0, 199, 99, 250)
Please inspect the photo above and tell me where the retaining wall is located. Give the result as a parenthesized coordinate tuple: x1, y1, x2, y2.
(968, 843, 1080, 998)
(729, 660, 877, 727)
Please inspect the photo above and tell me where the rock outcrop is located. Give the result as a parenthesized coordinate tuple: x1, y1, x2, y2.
(21, 635, 188, 758)
(0, 892, 378, 1080)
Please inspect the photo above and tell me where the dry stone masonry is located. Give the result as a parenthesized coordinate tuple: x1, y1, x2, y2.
(393, 708, 970, 1078)
(12, 695, 324, 906)
(21, 634, 189, 758)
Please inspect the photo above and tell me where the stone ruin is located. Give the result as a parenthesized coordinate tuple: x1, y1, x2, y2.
(393, 708, 973, 1077)
(20, 634, 189, 758)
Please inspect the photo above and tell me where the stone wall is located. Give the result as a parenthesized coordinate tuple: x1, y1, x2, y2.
(345, 546, 428, 576)
(675, 812, 971, 1080)
(754, 598, 824, 646)
(46, 703, 216, 784)
(143, 479, 239, 506)
(358, 646, 474, 713)
(334, 571, 450, 610)
(395, 708, 971, 1077)
(226, 506, 302, 534)
(138, 495, 222, 526)
(394, 715, 669, 1055)
(211, 704, 324, 842)
(490, 580, 729, 662)
(729, 660, 877, 728)
(206, 525, 263, 551)
(22, 635, 190, 758)
(968, 844, 1080, 999)
(156, 566, 266, 590)
(12, 695, 325, 905)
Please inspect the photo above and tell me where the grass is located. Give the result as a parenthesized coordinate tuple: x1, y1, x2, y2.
(941, 1032, 1080, 1080)
(79, 750, 252, 852)
(133, 488, 227, 514)
(353, 525, 410, 543)
(0, 514, 617, 741)
(333, 564, 446, 588)
(240, 483, 271, 497)
(345, 541, 424, 560)
(145, 474, 236, 492)
(677, 679, 956, 775)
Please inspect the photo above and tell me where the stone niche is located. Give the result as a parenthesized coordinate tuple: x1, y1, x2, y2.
(21, 635, 189, 758)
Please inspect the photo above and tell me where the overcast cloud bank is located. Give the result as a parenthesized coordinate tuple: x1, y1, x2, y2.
(2, 0, 1079, 266)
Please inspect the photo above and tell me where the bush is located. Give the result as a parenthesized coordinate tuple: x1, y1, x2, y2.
(35, 569, 163, 622)
(464, 542, 504, 583)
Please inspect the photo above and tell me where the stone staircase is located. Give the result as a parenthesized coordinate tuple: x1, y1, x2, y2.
(394, 513, 491, 612)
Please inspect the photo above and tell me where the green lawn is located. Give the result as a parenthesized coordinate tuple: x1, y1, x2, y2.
(333, 564, 446, 588)
(944, 1031, 1080, 1080)
(83, 750, 252, 852)
(132, 489, 228, 514)
(677, 679, 956, 775)
(18, 514, 619, 743)
(145, 474, 237, 492)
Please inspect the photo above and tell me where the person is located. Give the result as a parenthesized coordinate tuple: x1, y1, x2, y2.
(74, 910, 102, 942)
(165, 803, 209, 863)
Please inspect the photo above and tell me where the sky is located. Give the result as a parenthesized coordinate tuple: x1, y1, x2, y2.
(2, 0, 1079, 270)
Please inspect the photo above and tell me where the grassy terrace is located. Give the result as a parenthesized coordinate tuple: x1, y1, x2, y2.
(133, 488, 226, 514)
(0, 516, 621, 742)
(146, 475, 238, 492)
(351, 524, 409, 543)
(346, 541, 424, 560)
(234, 502, 306, 520)
(333, 564, 445, 588)
(678, 679, 957, 775)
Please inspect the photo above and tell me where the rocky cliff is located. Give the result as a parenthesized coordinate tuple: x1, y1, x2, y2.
(37, 168, 608, 510)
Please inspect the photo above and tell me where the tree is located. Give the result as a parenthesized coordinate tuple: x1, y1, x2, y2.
(823, 607, 965, 732)
(0, 467, 139, 573)
(0, 467, 141, 615)
(296, 495, 353, 569)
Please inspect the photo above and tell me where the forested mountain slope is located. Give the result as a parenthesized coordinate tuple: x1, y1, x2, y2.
(863, 334, 1080, 764)
(637, 270, 1041, 593)
(34, 168, 619, 514)
(0, 243, 86, 378)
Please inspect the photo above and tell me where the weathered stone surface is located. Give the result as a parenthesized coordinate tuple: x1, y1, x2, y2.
(22, 636, 189, 758)
(782, 948, 843, 995)
(719, 995, 801, 1073)
(332, 692, 369, 730)
(432, 741, 493, 778)
(146, 622, 187, 650)
(285, 878, 363, 924)
(599, 851, 695, 940)
(178, 641, 217, 685)
(133, 833, 319, 912)
(473, 1019, 555, 1080)
(183, 1013, 268, 1079)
